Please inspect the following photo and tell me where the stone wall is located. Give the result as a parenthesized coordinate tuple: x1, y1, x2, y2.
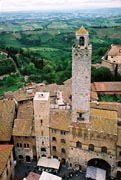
(72, 46, 92, 122)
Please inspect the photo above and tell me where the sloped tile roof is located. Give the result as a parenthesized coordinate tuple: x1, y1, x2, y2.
(0, 145, 13, 176)
(93, 82, 121, 92)
(13, 118, 32, 136)
(90, 108, 117, 135)
(76, 26, 88, 35)
(0, 99, 15, 141)
(90, 101, 119, 111)
(50, 110, 71, 131)
(17, 101, 33, 120)
(12, 100, 34, 136)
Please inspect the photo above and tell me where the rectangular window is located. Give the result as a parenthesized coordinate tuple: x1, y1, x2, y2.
(52, 146, 56, 151)
(77, 113, 84, 121)
(61, 139, 66, 143)
(52, 137, 56, 141)
(52, 129, 56, 134)
(61, 130, 66, 135)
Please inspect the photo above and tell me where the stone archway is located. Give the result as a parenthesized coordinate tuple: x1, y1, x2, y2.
(87, 158, 111, 179)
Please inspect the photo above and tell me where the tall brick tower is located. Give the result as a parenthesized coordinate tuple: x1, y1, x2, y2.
(72, 26, 92, 122)
(34, 92, 50, 159)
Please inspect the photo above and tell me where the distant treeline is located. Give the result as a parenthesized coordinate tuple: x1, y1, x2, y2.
(91, 25, 121, 28)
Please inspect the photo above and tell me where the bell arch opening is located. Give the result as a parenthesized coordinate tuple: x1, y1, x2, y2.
(79, 36, 85, 46)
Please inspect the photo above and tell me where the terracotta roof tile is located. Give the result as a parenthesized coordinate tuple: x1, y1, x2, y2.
(76, 26, 88, 35)
(12, 100, 34, 136)
(0, 100, 15, 141)
(90, 91, 98, 100)
(93, 82, 121, 92)
(17, 101, 33, 120)
(50, 110, 71, 131)
(0, 145, 13, 176)
(13, 118, 33, 136)
(90, 108, 117, 135)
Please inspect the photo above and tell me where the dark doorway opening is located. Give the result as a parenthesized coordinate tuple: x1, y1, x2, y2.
(61, 158, 66, 165)
(41, 148, 46, 152)
(26, 155, 30, 162)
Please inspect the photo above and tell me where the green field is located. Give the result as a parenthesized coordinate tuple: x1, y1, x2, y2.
(0, 9, 121, 96)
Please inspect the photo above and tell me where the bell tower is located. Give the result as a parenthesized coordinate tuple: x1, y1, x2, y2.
(72, 26, 92, 122)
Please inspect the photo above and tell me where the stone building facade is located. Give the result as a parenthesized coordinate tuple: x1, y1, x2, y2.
(1, 27, 121, 179)
(12, 99, 37, 163)
(49, 108, 71, 163)
(34, 92, 50, 159)
(69, 27, 121, 178)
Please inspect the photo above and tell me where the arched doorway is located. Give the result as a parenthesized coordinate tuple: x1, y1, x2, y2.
(26, 155, 30, 162)
(18, 155, 24, 163)
(61, 158, 66, 165)
(87, 158, 111, 179)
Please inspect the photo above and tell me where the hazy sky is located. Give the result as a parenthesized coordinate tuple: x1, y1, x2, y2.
(1, 0, 121, 12)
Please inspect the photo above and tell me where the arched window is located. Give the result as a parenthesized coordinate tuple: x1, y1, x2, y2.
(26, 156, 30, 162)
(119, 151, 121, 156)
(52, 146, 56, 151)
(41, 130, 43, 136)
(76, 141, 82, 149)
(61, 139, 66, 143)
(40, 119, 43, 126)
(19, 155, 23, 160)
(88, 144, 94, 151)
(61, 148, 66, 154)
(118, 161, 121, 167)
(79, 36, 84, 46)
(24, 144, 29, 148)
(17, 143, 22, 147)
(52, 137, 56, 141)
(101, 146, 107, 153)
(19, 143, 22, 147)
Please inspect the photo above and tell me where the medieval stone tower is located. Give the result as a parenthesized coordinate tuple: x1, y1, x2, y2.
(34, 92, 50, 159)
(72, 26, 92, 122)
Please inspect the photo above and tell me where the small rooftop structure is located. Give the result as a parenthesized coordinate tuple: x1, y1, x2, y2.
(34, 92, 49, 101)
(104, 44, 121, 64)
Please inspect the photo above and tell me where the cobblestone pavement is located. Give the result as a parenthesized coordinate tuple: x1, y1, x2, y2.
(14, 162, 86, 180)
